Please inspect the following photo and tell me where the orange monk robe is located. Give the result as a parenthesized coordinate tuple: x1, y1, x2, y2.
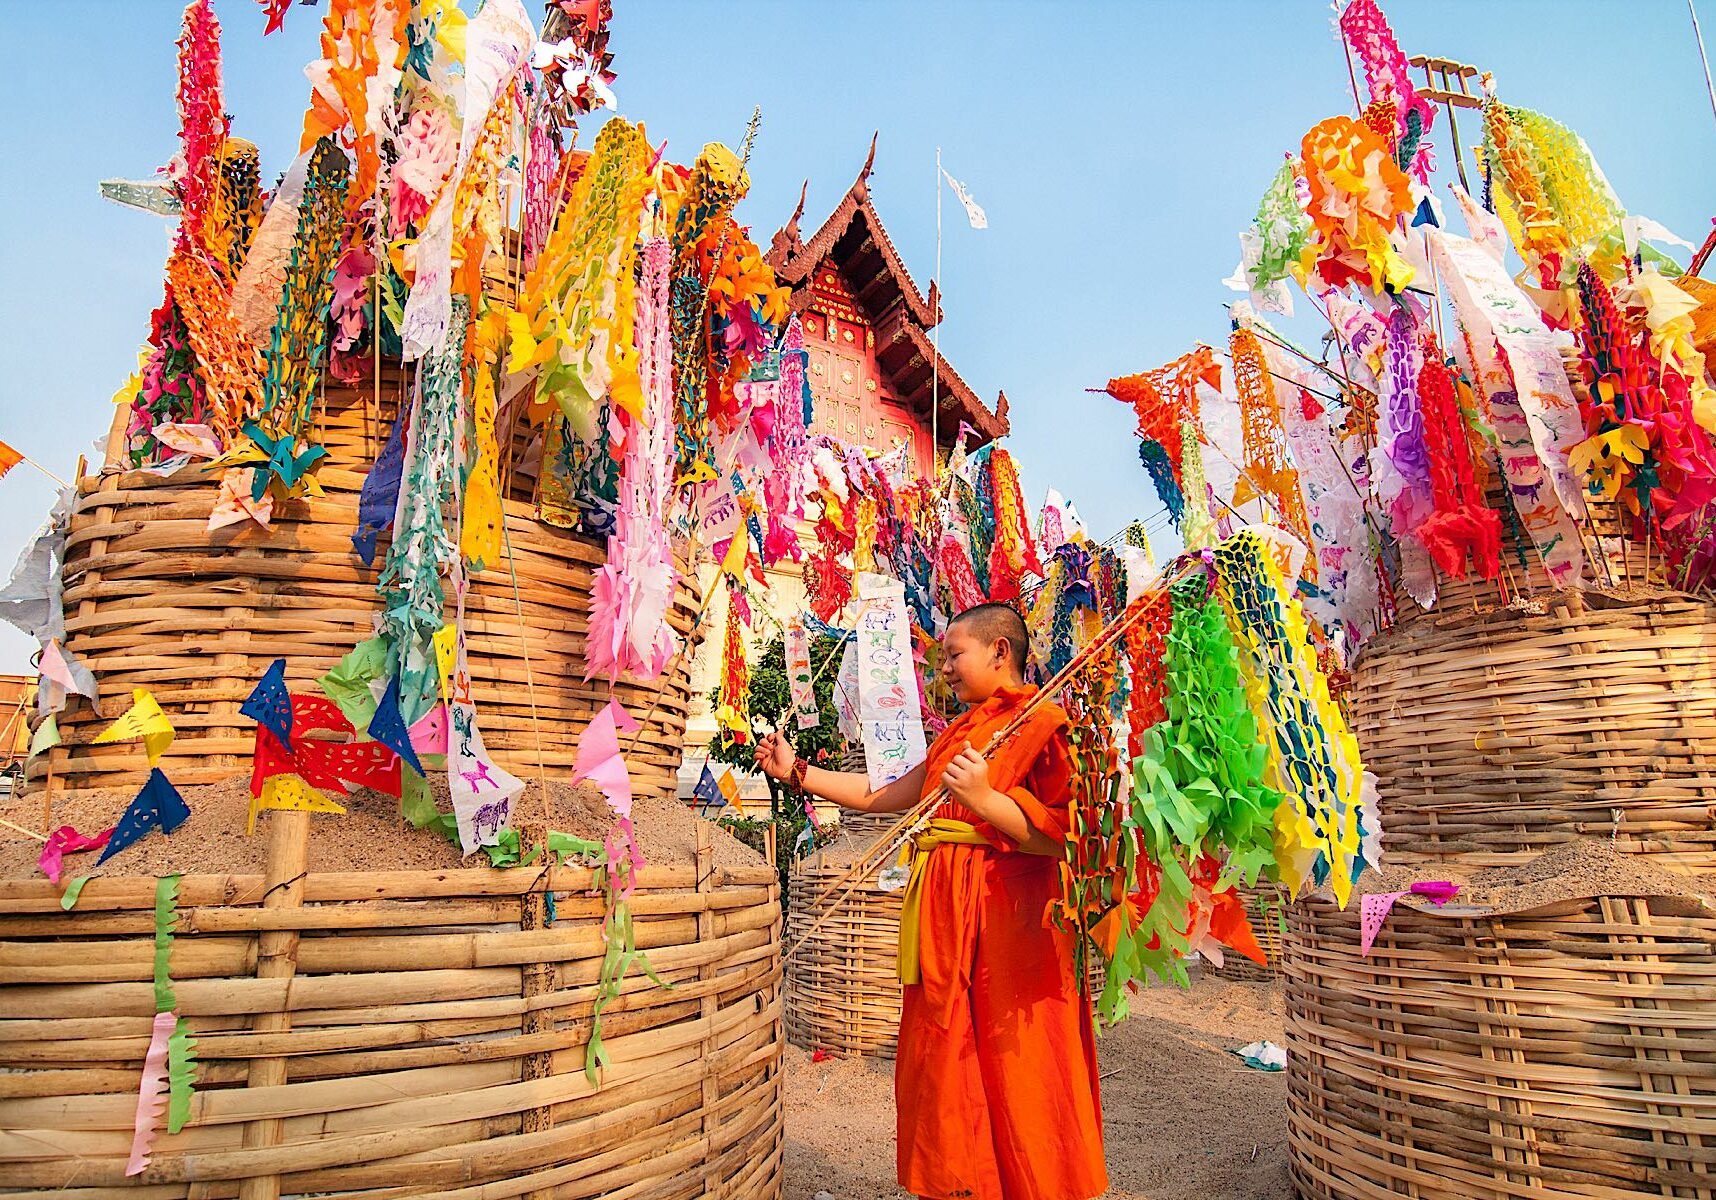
(896, 684, 1108, 1200)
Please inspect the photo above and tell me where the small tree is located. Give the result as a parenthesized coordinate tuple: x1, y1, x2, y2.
(707, 633, 849, 907)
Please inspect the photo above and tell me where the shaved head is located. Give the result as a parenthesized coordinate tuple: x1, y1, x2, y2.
(948, 602, 1029, 674)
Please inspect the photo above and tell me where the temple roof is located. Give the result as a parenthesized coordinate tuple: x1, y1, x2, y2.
(766, 136, 1009, 445)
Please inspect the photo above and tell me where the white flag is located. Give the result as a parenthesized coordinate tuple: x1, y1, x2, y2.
(940, 168, 988, 230)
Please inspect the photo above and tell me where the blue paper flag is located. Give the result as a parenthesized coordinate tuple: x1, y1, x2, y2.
(1411, 196, 1440, 229)
(352, 408, 408, 565)
(97, 768, 191, 865)
(692, 763, 721, 807)
(240, 658, 295, 751)
(368, 674, 425, 778)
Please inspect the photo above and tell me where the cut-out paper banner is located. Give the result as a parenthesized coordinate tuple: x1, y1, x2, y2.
(717, 769, 743, 814)
(572, 698, 645, 886)
(239, 657, 294, 750)
(368, 674, 426, 777)
(249, 691, 399, 800)
(785, 618, 820, 731)
(854, 573, 928, 791)
(447, 699, 525, 853)
(29, 713, 60, 760)
(38, 638, 101, 715)
(432, 624, 458, 701)
(248, 773, 348, 835)
(692, 762, 720, 807)
(1359, 891, 1403, 956)
(572, 699, 640, 821)
(38, 824, 112, 885)
(125, 1010, 177, 1177)
(98, 769, 190, 864)
(94, 687, 175, 765)
(1359, 881, 1460, 955)
(409, 702, 449, 755)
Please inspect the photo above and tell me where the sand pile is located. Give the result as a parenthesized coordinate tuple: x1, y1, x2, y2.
(0, 775, 760, 881)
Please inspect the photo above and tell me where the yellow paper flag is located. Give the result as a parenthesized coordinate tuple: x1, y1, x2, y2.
(716, 769, 745, 814)
(248, 774, 347, 835)
(432, 624, 459, 700)
(93, 687, 175, 766)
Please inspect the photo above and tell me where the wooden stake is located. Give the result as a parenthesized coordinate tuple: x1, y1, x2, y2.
(234, 808, 309, 1200)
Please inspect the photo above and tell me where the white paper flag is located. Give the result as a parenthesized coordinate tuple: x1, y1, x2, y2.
(854, 574, 928, 790)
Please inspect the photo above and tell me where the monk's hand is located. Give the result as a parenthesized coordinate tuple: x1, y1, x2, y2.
(941, 747, 993, 808)
(755, 732, 795, 781)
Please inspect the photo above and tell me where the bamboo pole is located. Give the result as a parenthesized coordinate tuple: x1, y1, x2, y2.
(234, 808, 309, 1200)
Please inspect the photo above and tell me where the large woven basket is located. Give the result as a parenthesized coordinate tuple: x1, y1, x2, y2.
(1350, 590, 1716, 870)
(0, 817, 784, 1198)
(47, 372, 700, 797)
(1285, 853, 1716, 1200)
(784, 809, 905, 1058)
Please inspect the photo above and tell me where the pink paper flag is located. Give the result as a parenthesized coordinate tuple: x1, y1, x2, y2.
(38, 824, 113, 885)
(126, 1011, 177, 1176)
(1410, 880, 1459, 906)
(572, 699, 640, 821)
(1359, 891, 1406, 956)
(409, 703, 449, 755)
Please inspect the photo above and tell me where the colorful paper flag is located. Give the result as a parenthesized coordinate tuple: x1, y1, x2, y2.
(94, 687, 175, 766)
(0, 439, 23, 480)
(367, 675, 425, 777)
(1358, 891, 1404, 956)
(572, 698, 640, 821)
(409, 702, 449, 755)
(38, 638, 100, 714)
(248, 773, 347, 835)
(38, 824, 113, 885)
(940, 167, 988, 230)
(28, 714, 60, 760)
(447, 699, 526, 852)
(98, 769, 190, 865)
(432, 625, 458, 701)
(692, 762, 721, 807)
(240, 658, 295, 750)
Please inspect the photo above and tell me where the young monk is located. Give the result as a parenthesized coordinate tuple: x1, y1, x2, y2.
(755, 602, 1107, 1200)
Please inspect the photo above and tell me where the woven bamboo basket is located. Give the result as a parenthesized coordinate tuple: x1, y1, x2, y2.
(784, 809, 904, 1058)
(0, 814, 785, 1199)
(1284, 849, 1716, 1200)
(44, 375, 701, 797)
(1350, 591, 1716, 871)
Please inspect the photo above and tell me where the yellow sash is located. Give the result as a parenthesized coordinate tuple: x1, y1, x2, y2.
(895, 818, 991, 986)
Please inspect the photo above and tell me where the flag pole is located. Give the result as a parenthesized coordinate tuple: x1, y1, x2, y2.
(1692, 0, 1716, 135)
(932, 145, 942, 483)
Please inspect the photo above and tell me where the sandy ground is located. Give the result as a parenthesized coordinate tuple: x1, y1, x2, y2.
(783, 971, 1291, 1200)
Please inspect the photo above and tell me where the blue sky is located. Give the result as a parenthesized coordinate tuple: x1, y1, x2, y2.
(1, 0, 1712, 674)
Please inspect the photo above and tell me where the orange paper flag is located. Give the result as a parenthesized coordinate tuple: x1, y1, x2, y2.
(0, 440, 23, 480)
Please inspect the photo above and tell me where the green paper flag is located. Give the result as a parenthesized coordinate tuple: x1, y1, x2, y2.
(29, 714, 60, 761)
